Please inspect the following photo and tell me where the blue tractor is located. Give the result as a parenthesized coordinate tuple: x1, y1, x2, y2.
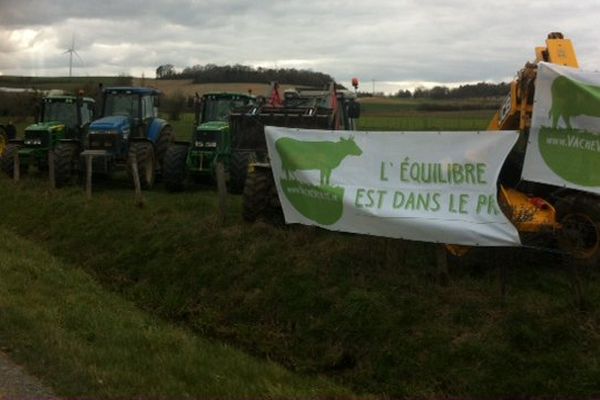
(70, 87, 173, 188)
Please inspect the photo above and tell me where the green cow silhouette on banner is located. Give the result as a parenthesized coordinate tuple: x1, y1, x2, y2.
(549, 76, 600, 129)
(275, 136, 363, 225)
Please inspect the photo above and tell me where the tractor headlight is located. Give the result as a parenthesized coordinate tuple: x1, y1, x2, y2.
(205, 142, 217, 148)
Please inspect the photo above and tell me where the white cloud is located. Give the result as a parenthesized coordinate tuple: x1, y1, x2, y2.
(0, 0, 598, 92)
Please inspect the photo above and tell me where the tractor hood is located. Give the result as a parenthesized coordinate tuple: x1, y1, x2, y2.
(89, 115, 130, 135)
(196, 120, 228, 133)
(25, 121, 65, 132)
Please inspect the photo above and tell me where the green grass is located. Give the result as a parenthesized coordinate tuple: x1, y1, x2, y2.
(357, 98, 495, 131)
(0, 175, 599, 397)
(0, 226, 348, 398)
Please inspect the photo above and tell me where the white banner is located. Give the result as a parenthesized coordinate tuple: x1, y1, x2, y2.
(265, 126, 521, 246)
(522, 62, 600, 194)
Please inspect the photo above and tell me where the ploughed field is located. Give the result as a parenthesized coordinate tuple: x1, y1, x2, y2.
(1, 97, 599, 397)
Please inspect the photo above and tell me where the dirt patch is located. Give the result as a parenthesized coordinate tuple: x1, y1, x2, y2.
(0, 351, 56, 399)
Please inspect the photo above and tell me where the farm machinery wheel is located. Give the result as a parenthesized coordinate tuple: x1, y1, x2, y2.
(1, 143, 22, 177)
(229, 150, 251, 194)
(54, 142, 81, 187)
(156, 125, 174, 173)
(127, 141, 156, 189)
(557, 194, 600, 266)
(163, 143, 189, 192)
(243, 166, 283, 224)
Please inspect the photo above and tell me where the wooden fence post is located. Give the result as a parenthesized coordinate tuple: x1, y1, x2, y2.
(48, 149, 55, 189)
(86, 154, 93, 199)
(130, 152, 144, 207)
(13, 152, 20, 182)
(216, 161, 227, 225)
(436, 244, 450, 286)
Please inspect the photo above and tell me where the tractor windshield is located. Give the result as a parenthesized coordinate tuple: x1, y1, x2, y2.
(203, 98, 251, 122)
(104, 93, 139, 118)
(44, 101, 78, 128)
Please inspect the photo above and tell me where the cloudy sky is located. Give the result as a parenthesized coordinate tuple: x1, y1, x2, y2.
(0, 0, 598, 93)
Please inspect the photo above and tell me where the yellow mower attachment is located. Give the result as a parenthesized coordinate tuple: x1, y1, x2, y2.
(498, 185, 559, 233)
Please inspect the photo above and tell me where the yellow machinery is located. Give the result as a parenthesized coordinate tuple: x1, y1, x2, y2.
(450, 33, 599, 263)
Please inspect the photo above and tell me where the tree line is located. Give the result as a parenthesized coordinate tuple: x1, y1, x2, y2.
(393, 81, 510, 99)
(156, 63, 336, 87)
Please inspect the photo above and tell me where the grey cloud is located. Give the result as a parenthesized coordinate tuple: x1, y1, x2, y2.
(0, 0, 598, 91)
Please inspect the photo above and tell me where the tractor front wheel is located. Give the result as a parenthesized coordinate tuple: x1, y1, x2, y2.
(127, 142, 156, 189)
(163, 143, 189, 192)
(229, 151, 251, 194)
(557, 194, 600, 266)
(1, 143, 22, 178)
(243, 167, 283, 224)
(54, 142, 81, 187)
(156, 125, 174, 172)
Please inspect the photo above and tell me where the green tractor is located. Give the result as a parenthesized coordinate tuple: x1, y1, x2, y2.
(163, 92, 255, 191)
(235, 84, 359, 222)
(1, 95, 95, 180)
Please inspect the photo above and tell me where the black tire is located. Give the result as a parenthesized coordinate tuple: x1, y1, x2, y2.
(156, 125, 174, 172)
(163, 143, 189, 192)
(127, 141, 156, 189)
(229, 151, 250, 194)
(556, 194, 600, 266)
(1, 143, 22, 177)
(242, 167, 283, 224)
(54, 142, 81, 187)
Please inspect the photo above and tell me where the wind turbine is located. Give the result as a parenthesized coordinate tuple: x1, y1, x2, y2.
(64, 35, 83, 77)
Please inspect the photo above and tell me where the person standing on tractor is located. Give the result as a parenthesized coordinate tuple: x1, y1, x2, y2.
(269, 82, 284, 107)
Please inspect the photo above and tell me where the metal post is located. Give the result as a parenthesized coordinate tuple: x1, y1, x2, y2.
(86, 154, 92, 199)
(130, 152, 144, 207)
(13, 152, 19, 182)
(565, 255, 584, 310)
(436, 244, 450, 286)
(48, 149, 55, 189)
(216, 161, 227, 225)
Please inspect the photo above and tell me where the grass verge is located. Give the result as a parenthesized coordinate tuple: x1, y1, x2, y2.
(0, 227, 349, 398)
(0, 172, 599, 397)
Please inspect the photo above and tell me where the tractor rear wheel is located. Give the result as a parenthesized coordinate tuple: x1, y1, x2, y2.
(163, 143, 189, 192)
(557, 194, 600, 266)
(156, 125, 174, 172)
(54, 142, 81, 187)
(229, 150, 250, 194)
(127, 141, 156, 189)
(1, 144, 22, 177)
(243, 167, 283, 224)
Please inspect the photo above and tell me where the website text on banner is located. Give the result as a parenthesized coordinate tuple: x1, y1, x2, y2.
(522, 62, 600, 194)
(265, 127, 521, 247)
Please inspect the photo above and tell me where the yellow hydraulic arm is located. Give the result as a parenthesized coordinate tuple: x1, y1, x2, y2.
(488, 32, 579, 132)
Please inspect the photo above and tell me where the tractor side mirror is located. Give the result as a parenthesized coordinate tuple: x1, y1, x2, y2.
(154, 96, 160, 108)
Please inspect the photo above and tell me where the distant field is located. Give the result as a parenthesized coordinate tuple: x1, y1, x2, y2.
(0, 75, 297, 98)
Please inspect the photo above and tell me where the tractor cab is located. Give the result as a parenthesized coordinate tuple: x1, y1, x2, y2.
(198, 92, 255, 124)
(2, 94, 95, 178)
(32, 96, 95, 141)
(95, 87, 161, 140)
(194, 93, 256, 155)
